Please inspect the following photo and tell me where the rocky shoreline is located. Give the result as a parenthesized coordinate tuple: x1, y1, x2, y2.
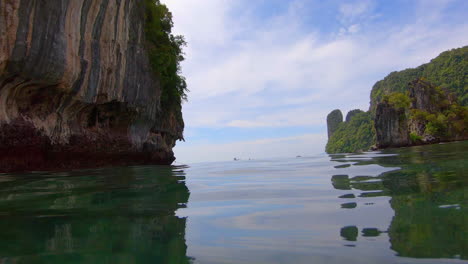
(0, 120, 175, 173)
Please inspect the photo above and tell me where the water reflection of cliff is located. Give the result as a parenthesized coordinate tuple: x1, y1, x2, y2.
(330, 141, 468, 260)
(0, 166, 192, 263)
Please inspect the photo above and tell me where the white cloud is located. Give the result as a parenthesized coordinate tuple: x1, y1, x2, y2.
(348, 24, 360, 34)
(226, 108, 330, 128)
(161, 0, 468, 162)
(338, 0, 374, 23)
(162, 0, 233, 47)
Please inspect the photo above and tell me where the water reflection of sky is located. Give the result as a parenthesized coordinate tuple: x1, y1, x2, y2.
(178, 142, 468, 264)
(0, 142, 465, 264)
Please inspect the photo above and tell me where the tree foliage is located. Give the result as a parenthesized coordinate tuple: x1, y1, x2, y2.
(409, 105, 468, 138)
(325, 111, 376, 153)
(327, 47, 467, 153)
(384, 92, 411, 109)
(345, 109, 364, 122)
(143, 0, 188, 116)
(327, 109, 343, 138)
(371, 46, 468, 112)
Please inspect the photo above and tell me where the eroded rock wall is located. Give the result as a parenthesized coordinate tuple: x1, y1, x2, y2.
(374, 102, 409, 148)
(374, 79, 467, 149)
(0, 0, 184, 172)
(327, 109, 343, 139)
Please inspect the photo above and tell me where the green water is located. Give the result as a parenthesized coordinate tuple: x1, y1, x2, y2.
(0, 142, 467, 264)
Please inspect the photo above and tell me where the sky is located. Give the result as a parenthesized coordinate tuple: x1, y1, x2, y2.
(161, 0, 468, 164)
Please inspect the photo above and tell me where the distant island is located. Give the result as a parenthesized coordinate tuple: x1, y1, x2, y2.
(326, 46, 468, 153)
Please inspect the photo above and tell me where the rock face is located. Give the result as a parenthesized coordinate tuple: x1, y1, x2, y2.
(0, 0, 184, 172)
(374, 102, 409, 148)
(374, 79, 467, 149)
(326, 109, 343, 139)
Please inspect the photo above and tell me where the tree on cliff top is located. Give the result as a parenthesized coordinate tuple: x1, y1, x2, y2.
(370, 46, 468, 112)
(346, 109, 364, 122)
(383, 92, 411, 110)
(143, 0, 188, 115)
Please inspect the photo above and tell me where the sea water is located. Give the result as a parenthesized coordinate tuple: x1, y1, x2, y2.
(0, 141, 466, 264)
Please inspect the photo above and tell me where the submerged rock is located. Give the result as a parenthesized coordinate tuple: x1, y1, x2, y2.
(0, 0, 184, 172)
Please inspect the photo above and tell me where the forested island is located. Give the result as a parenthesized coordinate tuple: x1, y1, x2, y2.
(326, 46, 468, 153)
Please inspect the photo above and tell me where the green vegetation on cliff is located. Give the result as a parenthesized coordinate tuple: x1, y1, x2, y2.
(325, 111, 375, 153)
(143, 0, 188, 119)
(326, 109, 343, 138)
(345, 109, 364, 122)
(406, 80, 468, 138)
(371, 46, 468, 111)
(383, 92, 411, 109)
(326, 46, 467, 153)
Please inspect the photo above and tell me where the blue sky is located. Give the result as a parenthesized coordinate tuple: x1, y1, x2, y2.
(161, 0, 468, 164)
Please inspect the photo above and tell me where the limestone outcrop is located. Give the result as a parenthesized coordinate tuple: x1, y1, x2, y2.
(326, 109, 343, 139)
(374, 79, 467, 148)
(0, 0, 184, 172)
(374, 102, 409, 148)
(326, 46, 467, 154)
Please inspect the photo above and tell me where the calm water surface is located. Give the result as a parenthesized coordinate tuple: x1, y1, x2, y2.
(0, 142, 467, 263)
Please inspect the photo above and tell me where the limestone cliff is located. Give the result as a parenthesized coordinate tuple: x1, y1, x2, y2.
(325, 109, 374, 153)
(375, 79, 467, 148)
(326, 109, 343, 139)
(370, 46, 467, 113)
(326, 46, 467, 154)
(0, 0, 185, 172)
(374, 102, 408, 148)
